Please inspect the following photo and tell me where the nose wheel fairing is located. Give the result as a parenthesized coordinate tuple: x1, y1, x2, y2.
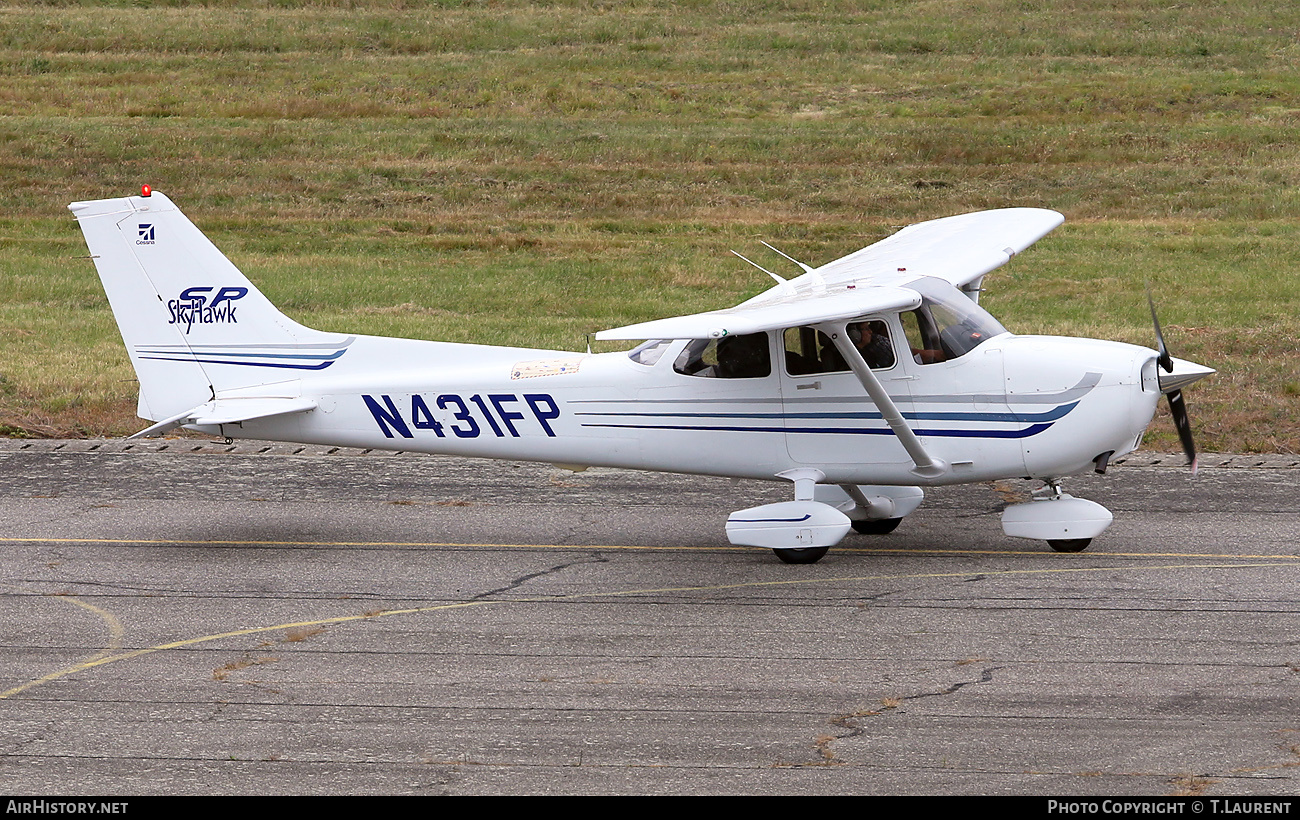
(1000, 491, 1113, 548)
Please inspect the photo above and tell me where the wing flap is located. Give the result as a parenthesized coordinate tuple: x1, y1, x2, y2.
(596, 285, 921, 341)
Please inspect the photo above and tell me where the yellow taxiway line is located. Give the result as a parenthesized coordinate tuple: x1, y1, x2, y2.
(3, 542, 1294, 701)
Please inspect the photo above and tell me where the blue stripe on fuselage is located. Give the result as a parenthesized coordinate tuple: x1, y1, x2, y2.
(574, 402, 1078, 425)
(579, 421, 1054, 438)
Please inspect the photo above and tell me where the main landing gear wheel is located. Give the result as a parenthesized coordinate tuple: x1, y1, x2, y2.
(1048, 538, 1091, 553)
(773, 546, 829, 564)
(851, 517, 903, 535)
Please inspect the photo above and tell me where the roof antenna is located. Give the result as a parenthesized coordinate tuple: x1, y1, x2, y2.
(761, 240, 826, 292)
(731, 250, 796, 296)
(760, 241, 813, 273)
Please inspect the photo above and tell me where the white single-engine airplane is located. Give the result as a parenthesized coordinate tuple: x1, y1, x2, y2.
(72, 188, 1213, 563)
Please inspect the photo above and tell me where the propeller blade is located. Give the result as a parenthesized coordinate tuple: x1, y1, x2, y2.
(1147, 289, 1200, 471)
(1166, 388, 1198, 473)
(1146, 287, 1173, 373)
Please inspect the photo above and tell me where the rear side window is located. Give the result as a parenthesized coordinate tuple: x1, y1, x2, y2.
(674, 333, 771, 378)
(627, 339, 671, 366)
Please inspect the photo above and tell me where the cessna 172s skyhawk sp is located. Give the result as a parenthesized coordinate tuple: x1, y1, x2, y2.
(71, 188, 1213, 563)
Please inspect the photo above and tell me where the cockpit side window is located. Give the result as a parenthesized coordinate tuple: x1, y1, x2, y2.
(673, 332, 771, 379)
(929, 297, 1000, 358)
(901, 277, 1008, 364)
(900, 309, 947, 365)
(783, 320, 895, 374)
(783, 327, 839, 375)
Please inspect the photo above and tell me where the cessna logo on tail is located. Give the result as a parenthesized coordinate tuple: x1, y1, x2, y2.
(167, 286, 248, 333)
(137, 224, 156, 244)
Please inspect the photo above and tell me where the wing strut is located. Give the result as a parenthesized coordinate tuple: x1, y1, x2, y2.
(819, 321, 949, 480)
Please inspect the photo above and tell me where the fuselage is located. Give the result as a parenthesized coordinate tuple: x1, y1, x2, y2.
(216, 328, 1163, 486)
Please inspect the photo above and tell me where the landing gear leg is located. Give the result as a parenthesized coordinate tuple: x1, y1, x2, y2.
(814, 484, 924, 536)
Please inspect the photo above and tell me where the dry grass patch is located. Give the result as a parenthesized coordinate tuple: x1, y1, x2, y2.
(212, 655, 277, 681)
(3, 1, 1300, 449)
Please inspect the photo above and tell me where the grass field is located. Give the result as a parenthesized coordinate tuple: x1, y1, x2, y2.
(2, 0, 1298, 451)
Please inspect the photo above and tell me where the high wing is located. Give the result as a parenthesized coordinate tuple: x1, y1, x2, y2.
(810, 207, 1065, 293)
(595, 285, 921, 341)
(597, 208, 1063, 341)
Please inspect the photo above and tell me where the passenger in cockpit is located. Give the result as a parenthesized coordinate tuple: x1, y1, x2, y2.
(819, 320, 895, 371)
(847, 320, 895, 369)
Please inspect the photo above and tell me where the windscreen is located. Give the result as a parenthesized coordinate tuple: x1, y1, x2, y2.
(904, 277, 1008, 361)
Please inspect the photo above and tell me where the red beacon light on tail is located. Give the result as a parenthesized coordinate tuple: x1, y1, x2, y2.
(140, 184, 152, 197)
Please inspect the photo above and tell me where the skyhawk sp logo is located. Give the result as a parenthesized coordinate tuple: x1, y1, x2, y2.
(167, 286, 248, 334)
(136, 224, 156, 245)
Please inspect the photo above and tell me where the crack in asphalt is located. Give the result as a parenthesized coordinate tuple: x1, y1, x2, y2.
(814, 664, 1005, 766)
(471, 555, 608, 601)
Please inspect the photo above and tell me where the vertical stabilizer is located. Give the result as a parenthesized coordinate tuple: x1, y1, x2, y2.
(70, 190, 346, 421)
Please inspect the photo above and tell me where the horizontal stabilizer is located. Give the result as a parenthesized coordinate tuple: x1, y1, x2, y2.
(129, 397, 318, 439)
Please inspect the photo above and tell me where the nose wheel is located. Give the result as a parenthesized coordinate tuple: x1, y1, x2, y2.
(1047, 538, 1092, 553)
(851, 517, 904, 535)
